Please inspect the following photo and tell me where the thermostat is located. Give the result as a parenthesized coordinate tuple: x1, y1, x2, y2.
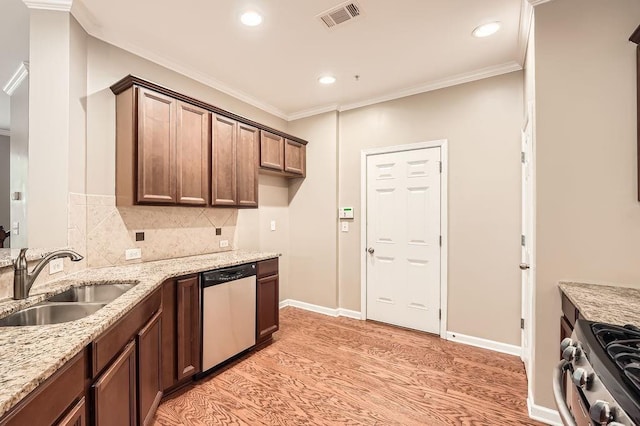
(339, 207, 354, 219)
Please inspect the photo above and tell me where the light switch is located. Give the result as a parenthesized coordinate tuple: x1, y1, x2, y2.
(341, 222, 349, 232)
(11, 222, 19, 235)
(270, 220, 276, 231)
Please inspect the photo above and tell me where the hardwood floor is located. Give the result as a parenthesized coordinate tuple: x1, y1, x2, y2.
(154, 307, 542, 426)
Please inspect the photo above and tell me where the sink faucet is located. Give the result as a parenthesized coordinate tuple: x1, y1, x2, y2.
(13, 248, 84, 300)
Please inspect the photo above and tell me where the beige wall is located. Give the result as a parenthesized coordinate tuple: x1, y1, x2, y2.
(68, 16, 87, 195)
(28, 9, 70, 247)
(533, 0, 640, 410)
(287, 112, 339, 307)
(339, 71, 524, 345)
(9, 80, 28, 249)
(0, 136, 9, 234)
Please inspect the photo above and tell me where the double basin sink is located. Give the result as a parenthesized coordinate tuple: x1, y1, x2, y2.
(0, 283, 137, 327)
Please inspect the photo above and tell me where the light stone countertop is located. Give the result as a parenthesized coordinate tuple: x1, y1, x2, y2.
(559, 281, 640, 327)
(0, 250, 279, 418)
(0, 248, 69, 269)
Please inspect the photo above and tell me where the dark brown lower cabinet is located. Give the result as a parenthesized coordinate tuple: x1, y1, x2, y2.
(137, 310, 163, 426)
(161, 275, 201, 393)
(93, 341, 137, 426)
(57, 397, 86, 426)
(256, 259, 280, 344)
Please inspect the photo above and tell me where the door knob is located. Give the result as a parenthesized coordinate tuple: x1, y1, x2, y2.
(519, 263, 530, 270)
(367, 247, 375, 254)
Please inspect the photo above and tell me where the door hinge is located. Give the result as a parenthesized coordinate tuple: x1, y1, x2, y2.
(521, 318, 525, 329)
(521, 152, 526, 163)
(521, 235, 526, 246)
(439, 309, 442, 320)
(439, 235, 442, 247)
(439, 161, 442, 173)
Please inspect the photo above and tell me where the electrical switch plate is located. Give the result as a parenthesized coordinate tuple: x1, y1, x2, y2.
(341, 222, 349, 232)
(49, 258, 64, 275)
(270, 220, 276, 231)
(125, 248, 142, 260)
(219, 240, 229, 248)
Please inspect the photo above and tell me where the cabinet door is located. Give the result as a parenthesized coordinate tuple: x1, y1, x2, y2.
(57, 397, 86, 426)
(93, 341, 136, 426)
(257, 274, 279, 343)
(137, 310, 163, 426)
(236, 123, 259, 207)
(284, 139, 305, 176)
(177, 276, 201, 380)
(212, 115, 237, 206)
(260, 131, 284, 171)
(176, 102, 210, 205)
(137, 88, 176, 204)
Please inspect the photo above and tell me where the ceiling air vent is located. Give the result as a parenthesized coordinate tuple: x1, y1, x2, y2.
(317, 1, 362, 29)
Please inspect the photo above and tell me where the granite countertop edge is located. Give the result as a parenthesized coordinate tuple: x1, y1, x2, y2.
(0, 250, 279, 418)
(558, 281, 640, 328)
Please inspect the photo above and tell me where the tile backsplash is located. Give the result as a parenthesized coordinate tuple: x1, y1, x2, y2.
(71, 193, 238, 268)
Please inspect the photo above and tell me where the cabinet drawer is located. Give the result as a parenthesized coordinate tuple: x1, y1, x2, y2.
(92, 289, 161, 377)
(0, 350, 87, 426)
(257, 258, 278, 278)
(561, 293, 579, 327)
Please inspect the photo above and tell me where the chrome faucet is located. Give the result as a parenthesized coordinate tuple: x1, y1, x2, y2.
(13, 248, 84, 300)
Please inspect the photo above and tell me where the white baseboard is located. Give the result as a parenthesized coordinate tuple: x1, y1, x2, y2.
(527, 396, 562, 425)
(446, 331, 521, 357)
(279, 299, 362, 319)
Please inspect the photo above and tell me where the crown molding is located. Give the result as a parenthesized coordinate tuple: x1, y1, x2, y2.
(527, 0, 554, 6)
(22, 0, 73, 11)
(288, 104, 339, 121)
(3, 62, 29, 96)
(72, 11, 289, 121)
(336, 61, 522, 113)
(0, 129, 10, 137)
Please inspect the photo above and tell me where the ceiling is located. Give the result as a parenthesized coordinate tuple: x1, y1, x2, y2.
(72, 0, 529, 120)
(0, 0, 29, 131)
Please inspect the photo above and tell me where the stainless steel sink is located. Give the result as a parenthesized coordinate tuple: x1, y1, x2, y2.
(0, 302, 107, 326)
(46, 283, 137, 303)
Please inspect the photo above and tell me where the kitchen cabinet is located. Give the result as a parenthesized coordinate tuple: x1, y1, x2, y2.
(0, 350, 88, 426)
(211, 115, 259, 207)
(560, 292, 581, 358)
(161, 275, 201, 393)
(93, 341, 137, 426)
(57, 397, 86, 426)
(256, 258, 280, 344)
(137, 310, 163, 426)
(115, 86, 210, 206)
(259, 131, 306, 178)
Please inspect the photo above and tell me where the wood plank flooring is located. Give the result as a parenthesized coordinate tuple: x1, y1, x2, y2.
(154, 307, 542, 426)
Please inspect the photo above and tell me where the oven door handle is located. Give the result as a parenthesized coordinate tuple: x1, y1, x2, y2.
(553, 359, 578, 426)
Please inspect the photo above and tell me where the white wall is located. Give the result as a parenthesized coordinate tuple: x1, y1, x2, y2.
(533, 0, 640, 410)
(9, 80, 28, 248)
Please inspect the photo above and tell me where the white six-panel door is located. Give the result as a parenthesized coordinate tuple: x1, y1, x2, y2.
(366, 147, 441, 334)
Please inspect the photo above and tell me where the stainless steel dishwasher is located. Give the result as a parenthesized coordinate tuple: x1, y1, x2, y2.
(200, 262, 256, 374)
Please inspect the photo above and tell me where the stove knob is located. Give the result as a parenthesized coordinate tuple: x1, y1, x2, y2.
(571, 368, 592, 389)
(562, 345, 582, 362)
(589, 400, 613, 425)
(560, 338, 573, 352)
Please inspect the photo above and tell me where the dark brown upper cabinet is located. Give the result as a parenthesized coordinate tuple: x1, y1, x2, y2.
(212, 115, 259, 207)
(111, 75, 308, 207)
(260, 131, 306, 178)
(115, 87, 210, 207)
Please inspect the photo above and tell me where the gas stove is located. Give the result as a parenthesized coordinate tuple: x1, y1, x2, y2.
(556, 319, 640, 425)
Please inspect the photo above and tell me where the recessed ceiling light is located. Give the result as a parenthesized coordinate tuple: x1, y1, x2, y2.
(472, 22, 501, 38)
(240, 11, 262, 26)
(318, 75, 336, 85)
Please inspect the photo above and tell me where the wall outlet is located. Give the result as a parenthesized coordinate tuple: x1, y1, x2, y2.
(49, 258, 64, 275)
(341, 222, 349, 232)
(125, 248, 142, 260)
(270, 220, 276, 231)
(12, 222, 19, 235)
(219, 239, 229, 248)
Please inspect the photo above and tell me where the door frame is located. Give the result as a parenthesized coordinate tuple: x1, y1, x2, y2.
(360, 139, 448, 338)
